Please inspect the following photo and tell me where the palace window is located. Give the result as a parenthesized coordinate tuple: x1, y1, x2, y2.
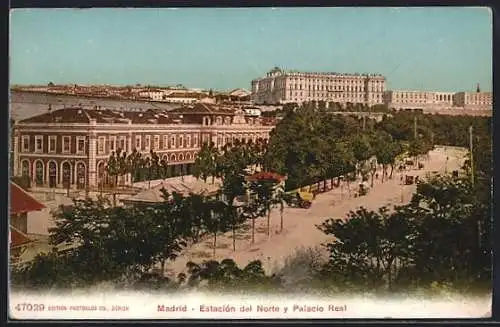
(163, 135, 168, 149)
(119, 136, 127, 152)
(48, 136, 57, 153)
(145, 135, 151, 151)
(179, 135, 184, 148)
(154, 135, 160, 150)
(35, 135, 43, 153)
(97, 136, 105, 154)
(109, 136, 116, 152)
(135, 135, 141, 150)
(22, 135, 30, 152)
(171, 135, 176, 149)
(62, 136, 71, 153)
(76, 136, 86, 154)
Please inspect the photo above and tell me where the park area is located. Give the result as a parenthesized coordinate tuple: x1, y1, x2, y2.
(163, 146, 466, 276)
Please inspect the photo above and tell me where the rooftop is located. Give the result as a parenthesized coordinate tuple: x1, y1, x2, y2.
(17, 107, 185, 125)
(124, 176, 221, 204)
(10, 225, 33, 249)
(10, 182, 46, 215)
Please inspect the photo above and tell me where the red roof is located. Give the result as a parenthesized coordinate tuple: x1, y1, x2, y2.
(10, 226, 32, 248)
(10, 182, 46, 215)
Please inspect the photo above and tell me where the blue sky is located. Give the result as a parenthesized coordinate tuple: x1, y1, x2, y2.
(10, 7, 492, 92)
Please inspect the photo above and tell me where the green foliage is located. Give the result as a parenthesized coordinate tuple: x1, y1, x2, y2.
(317, 174, 491, 294)
(184, 259, 282, 294)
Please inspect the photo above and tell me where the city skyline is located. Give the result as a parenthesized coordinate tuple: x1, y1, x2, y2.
(10, 7, 492, 92)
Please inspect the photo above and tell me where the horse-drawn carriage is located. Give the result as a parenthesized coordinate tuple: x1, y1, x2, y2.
(354, 182, 370, 197)
(285, 190, 314, 209)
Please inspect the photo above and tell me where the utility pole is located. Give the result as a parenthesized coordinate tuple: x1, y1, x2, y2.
(469, 125, 474, 186)
(413, 115, 417, 139)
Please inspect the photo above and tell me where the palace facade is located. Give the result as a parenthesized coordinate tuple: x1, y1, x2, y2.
(383, 89, 493, 111)
(11, 103, 275, 191)
(251, 67, 386, 105)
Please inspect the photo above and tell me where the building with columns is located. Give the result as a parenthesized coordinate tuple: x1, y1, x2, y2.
(11, 103, 274, 191)
(384, 87, 492, 112)
(452, 91, 493, 110)
(251, 67, 386, 106)
(383, 90, 455, 110)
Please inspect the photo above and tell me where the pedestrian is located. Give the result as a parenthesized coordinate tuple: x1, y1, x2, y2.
(375, 173, 379, 180)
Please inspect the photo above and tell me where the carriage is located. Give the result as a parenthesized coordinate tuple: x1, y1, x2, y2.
(285, 190, 314, 209)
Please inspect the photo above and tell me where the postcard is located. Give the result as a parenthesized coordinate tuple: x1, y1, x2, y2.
(8, 7, 492, 320)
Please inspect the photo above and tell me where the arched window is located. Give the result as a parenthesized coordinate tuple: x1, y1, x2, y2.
(48, 161, 57, 188)
(35, 161, 44, 186)
(62, 162, 72, 188)
(76, 162, 86, 189)
(21, 160, 30, 178)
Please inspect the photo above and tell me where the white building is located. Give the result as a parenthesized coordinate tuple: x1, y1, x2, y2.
(138, 89, 165, 101)
(243, 108, 261, 117)
(453, 91, 492, 110)
(384, 87, 492, 112)
(251, 67, 386, 106)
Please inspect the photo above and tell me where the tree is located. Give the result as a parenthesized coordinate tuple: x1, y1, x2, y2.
(105, 151, 119, 206)
(193, 142, 218, 183)
(184, 259, 281, 293)
(246, 172, 284, 239)
(126, 149, 143, 184)
(203, 199, 230, 256)
(351, 134, 373, 179)
(11, 196, 188, 289)
(159, 156, 170, 181)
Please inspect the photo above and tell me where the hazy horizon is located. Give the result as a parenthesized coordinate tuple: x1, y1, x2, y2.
(10, 7, 492, 92)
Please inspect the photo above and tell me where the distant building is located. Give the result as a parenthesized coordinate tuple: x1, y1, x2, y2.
(11, 103, 274, 191)
(453, 91, 492, 111)
(384, 86, 492, 112)
(251, 67, 386, 105)
(383, 90, 455, 110)
(244, 108, 261, 117)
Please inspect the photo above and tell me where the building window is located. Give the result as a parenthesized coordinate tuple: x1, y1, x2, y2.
(154, 135, 160, 150)
(163, 135, 168, 149)
(119, 136, 127, 152)
(35, 135, 43, 153)
(179, 135, 184, 148)
(171, 135, 176, 149)
(22, 135, 30, 152)
(63, 136, 71, 153)
(193, 135, 198, 147)
(145, 135, 151, 151)
(186, 135, 191, 148)
(109, 136, 116, 152)
(97, 136, 105, 154)
(135, 135, 141, 150)
(76, 136, 86, 154)
(48, 136, 57, 153)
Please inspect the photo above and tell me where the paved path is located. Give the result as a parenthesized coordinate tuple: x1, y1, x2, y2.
(164, 147, 465, 277)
